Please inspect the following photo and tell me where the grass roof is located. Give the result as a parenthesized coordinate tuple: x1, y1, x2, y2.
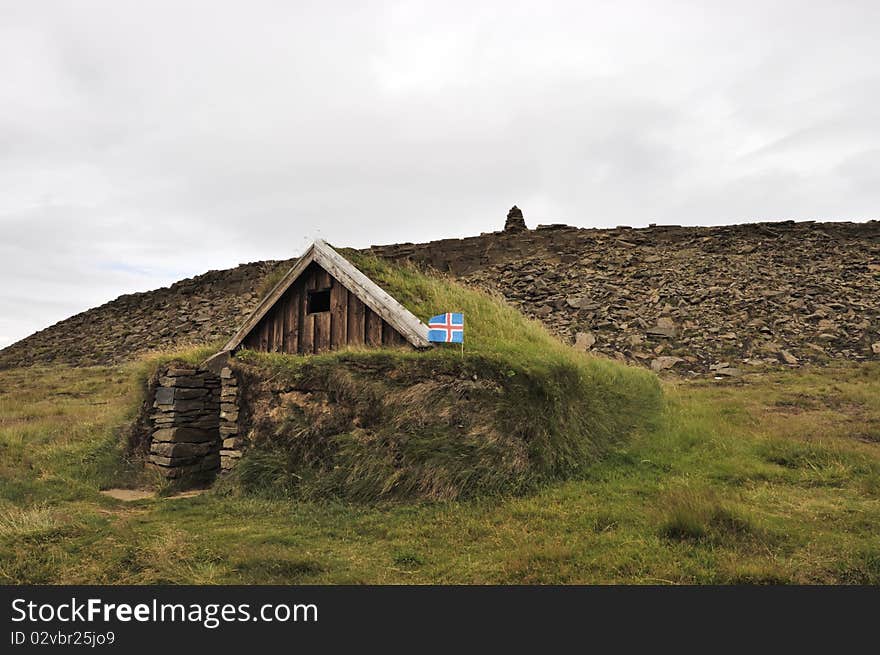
(226, 251, 663, 501)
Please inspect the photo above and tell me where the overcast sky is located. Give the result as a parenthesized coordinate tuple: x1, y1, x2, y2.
(1, 1, 878, 348)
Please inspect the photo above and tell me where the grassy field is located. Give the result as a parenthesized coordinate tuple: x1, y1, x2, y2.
(1, 360, 878, 584)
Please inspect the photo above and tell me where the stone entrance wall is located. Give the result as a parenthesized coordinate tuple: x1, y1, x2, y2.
(219, 366, 244, 470)
(148, 365, 221, 479)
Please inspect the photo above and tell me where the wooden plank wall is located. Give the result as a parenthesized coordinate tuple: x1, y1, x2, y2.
(241, 262, 408, 354)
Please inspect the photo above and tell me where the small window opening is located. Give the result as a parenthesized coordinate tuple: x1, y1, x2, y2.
(307, 288, 331, 314)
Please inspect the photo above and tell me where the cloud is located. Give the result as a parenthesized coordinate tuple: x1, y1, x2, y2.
(1, 0, 878, 347)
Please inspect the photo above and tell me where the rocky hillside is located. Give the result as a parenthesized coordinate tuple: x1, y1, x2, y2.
(459, 221, 880, 376)
(1, 218, 879, 375)
(0, 259, 293, 369)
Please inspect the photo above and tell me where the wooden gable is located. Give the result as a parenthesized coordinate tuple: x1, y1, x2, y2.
(239, 261, 409, 354)
(222, 240, 430, 356)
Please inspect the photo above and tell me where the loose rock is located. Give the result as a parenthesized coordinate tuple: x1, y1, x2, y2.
(573, 331, 597, 351)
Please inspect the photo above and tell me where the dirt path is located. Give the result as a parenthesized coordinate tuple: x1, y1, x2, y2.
(100, 488, 209, 501)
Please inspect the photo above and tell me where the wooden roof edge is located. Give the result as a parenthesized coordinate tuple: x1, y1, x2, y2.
(201, 348, 231, 374)
(312, 240, 432, 348)
(220, 243, 317, 352)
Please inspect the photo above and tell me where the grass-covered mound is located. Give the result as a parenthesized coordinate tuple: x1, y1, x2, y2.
(226, 251, 662, 501)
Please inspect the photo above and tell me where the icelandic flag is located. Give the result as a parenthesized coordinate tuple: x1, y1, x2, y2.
(427, 312, 464, 343)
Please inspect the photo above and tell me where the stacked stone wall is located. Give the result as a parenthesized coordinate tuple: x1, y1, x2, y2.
(219, 366, 244, 470)
(148, 366, 221, 479)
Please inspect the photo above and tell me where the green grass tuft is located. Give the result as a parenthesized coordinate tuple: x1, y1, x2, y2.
(657, 487, 773, 548)
(0, 505, 62, 540)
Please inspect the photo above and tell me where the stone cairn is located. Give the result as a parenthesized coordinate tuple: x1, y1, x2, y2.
(504, 205, 528, 232)
(219, 366, 244, 470)
(149, 366, 221, 479)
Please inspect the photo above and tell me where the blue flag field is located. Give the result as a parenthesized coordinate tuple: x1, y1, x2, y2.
(427, 312, 464, 343)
